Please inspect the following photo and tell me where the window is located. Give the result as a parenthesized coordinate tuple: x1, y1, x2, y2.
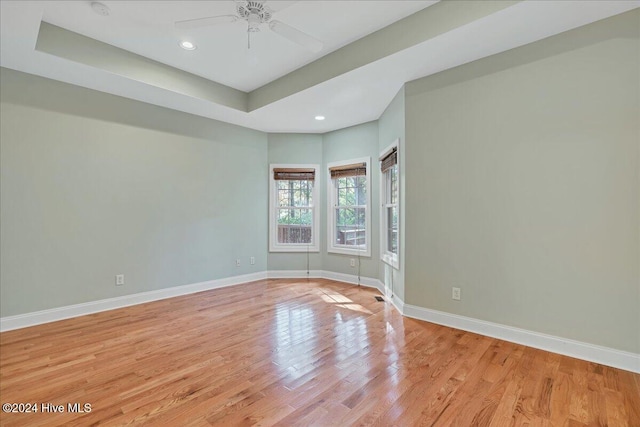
(269, 164, 320, 252)
(327, 157, 371, 256)
(380, 141, 399, 268)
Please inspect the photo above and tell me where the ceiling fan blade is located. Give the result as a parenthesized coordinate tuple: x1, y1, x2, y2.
(175, 15, 238, 29)
(269, 20, 323, 53)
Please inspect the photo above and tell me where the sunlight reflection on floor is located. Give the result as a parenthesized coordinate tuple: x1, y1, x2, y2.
(319, 289, 373, 314)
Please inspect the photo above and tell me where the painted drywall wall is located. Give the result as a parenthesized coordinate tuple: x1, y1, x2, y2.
(322, 121, 380, 279)
(267, 133, 324, 271)
(404, 10, 639, 353)
(266, 126, 382, 280)
(378, 87, 406, 301)
(0, 69, 268, 317)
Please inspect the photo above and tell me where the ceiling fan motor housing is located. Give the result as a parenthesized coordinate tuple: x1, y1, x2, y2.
(237, 1, 272, 32)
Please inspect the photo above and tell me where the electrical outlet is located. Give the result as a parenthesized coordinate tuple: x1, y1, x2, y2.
(452, 287, 461, 301)
(116, 274, 125, 286)
(236, 259, 241, 267)
(350, 258, 356, 268)
(250, 257, 255, 265)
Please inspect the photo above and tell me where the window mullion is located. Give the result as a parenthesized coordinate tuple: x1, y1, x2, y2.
(270, 165, 319, 252)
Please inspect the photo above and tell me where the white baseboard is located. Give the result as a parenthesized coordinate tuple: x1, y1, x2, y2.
(403, 303, 640, 374)
(267, 269, 384, 293)
(0, 272, 267, 332)
(0, 271, 380, 332)
(3, 271, 637, 374)
(267, 270, 323, 279)
(320, 270, 384, 293)
(391, 294, 405, 314)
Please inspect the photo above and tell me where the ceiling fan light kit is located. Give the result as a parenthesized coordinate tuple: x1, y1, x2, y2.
(237, 0, 272, 31)
(175, 0, 324, 52)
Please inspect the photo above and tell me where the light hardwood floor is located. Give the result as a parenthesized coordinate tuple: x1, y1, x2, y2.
(1, 279, 638, 426)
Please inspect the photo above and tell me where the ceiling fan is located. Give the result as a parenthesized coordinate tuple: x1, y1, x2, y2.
(175, 0, 324, 53)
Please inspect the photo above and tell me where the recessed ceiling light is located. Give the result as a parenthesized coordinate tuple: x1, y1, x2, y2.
(179, 41, 196, 51)
(315, 115, 325, 121)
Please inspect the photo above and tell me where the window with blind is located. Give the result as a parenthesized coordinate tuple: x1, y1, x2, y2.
(380, 140, 399, 268)
(327, 157, 371, 256)
(269, 164, 320, 252)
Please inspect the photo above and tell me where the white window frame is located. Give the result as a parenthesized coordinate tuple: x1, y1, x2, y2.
(380, 139, 400, 269)
(327, 157, 371, 257)
(269, 164, 320, 253)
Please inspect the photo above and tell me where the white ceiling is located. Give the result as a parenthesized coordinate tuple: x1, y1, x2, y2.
(40, 1, 434, 92)
(1, 1, 638, 133)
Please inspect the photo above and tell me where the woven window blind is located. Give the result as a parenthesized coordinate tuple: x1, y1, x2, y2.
(380, 148, 397, 172)
(273, 168, 315, 181)
(329, 162, 367, 179)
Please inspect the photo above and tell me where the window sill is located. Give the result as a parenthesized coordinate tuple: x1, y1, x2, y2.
(327, 246, 371, 257)
(269, 245, 320, 253)
(381, 253, 399, 270)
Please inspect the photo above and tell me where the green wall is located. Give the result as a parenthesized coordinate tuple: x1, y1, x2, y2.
(378, 87, 405, 301)
(0, 69, 385, 318)
(404, 10, 639, 353)
(266, 123, 382, 279)
(322, 122, 380, 278)
(0, 69, 268, 317)
(267, 133, 324, 271)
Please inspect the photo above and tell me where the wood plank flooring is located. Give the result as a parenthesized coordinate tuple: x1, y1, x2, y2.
(1, 279, 638, 426)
